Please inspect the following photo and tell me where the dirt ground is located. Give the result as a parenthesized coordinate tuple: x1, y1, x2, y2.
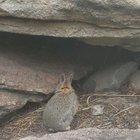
(0, 86, 139, 140)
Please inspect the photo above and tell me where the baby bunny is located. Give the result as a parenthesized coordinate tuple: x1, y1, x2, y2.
(43, 73, 78, 132)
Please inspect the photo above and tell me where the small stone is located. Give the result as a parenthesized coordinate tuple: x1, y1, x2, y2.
(91, 104, 105, 116)
(83, 61, 138, 92)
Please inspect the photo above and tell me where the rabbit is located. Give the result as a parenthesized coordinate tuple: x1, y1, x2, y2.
(42, 73, 79, 132)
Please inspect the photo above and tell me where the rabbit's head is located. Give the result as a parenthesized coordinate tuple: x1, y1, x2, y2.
(56, 73, 74, 94)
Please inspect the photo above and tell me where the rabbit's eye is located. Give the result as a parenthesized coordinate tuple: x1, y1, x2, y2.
(61, 87, 69, 90)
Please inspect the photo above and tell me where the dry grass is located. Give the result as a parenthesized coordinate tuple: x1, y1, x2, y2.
(0, 107, 46, 140)
(71, 91, 140, 130)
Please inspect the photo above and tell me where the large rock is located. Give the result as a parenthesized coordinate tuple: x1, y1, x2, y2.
(0, 90, 45, 120)
(0, 33, 92, 94)
(0, 0, 140, 52)
(129, 70, 140, 93)
(20, 128, 140, 140)
(83, 61, 138, 92)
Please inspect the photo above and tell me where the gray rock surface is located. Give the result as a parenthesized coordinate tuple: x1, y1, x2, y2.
(130, 70, 140, 93)
(0, 0, 139, 27)
(0, 0, 140, 52)
(0, 90, 45, 119)
(20, 128, 140, 140)
(83, 61, 138, 92)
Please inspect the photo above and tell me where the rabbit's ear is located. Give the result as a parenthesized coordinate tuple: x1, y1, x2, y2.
(69, 73, 73, 83)
(58, 73, 66, 84)
(56, 74, 65, 91)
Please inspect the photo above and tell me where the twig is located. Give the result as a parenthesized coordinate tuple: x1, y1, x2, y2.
(97, 122, 112, 129)
(109, 103, 119, 111)
(112, 105, 139, 118)
(86, 96, 91, 105)
(82, 106, 92, 111)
